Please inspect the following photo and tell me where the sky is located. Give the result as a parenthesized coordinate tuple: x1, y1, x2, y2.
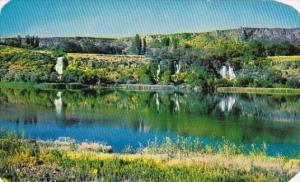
(0, 0, 299, 37)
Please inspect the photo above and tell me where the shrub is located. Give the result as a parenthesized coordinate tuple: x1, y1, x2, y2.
(287, 77, 300, 88)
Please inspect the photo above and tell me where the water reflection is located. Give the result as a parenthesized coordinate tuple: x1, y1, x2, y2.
(54, 91, 63, 118)
(0, 87, 300, 154)
(218, 96, 236, 112)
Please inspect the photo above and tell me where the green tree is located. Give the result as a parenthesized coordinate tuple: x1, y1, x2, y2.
(142, 37, 147, 55)
(135, 34, 142, 55)
(171, 37, 179, 49)
(30, 36, 35, 47)
(34, 36, 40, 48)
(17, 35, 22, 47)
(25, 35, 30, 45)
(50, 45, 65, 57)
(161, 37, 170, 47)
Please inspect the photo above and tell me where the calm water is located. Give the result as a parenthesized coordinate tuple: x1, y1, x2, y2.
(0, 87, 300, 156)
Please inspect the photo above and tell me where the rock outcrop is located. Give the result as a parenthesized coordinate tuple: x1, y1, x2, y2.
(1, 28, 299, 50)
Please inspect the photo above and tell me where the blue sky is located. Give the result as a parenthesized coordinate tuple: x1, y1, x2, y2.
(0, 0, 299, 37)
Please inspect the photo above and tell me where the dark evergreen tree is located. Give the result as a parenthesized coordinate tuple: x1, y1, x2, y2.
(162, 37, 170, 47)
(135, 34, 142, 55)
(17, 35, 22, 47)
(30, 36, 35, 47)
(25, 35, 30, 45)
(34, 36, 40, 48)
(142, 37, 147, 55)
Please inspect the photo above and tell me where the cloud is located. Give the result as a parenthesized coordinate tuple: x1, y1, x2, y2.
(0, 0, 10, 13)
(274, 0, 300, 14)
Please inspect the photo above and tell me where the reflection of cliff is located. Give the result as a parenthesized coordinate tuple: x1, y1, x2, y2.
(270, 110, 299, 123)
(225, 95, 300, 123)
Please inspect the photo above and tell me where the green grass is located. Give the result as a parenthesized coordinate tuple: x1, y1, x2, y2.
(270, 56, 300, 63)
(0, 131, 299, 181)
(217, 87, 300, 95)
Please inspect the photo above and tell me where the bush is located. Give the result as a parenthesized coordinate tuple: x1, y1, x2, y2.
(215, 78, 233, 87)
(234, 76, 253, 87)
(287, 77, 300, 88)
(49, 45, 65, 57)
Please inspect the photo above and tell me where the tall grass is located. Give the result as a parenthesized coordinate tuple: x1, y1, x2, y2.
(0, 131, 299, 181)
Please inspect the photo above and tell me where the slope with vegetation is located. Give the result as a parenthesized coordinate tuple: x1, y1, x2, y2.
(0, 28, 300, 90)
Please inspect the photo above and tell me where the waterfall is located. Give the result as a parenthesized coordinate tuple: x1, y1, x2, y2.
(155, 63, 161, 82)
(228, 66, 236, 80)
(220, 66, 227, 78)
(219, 65, 236, 80)
(55, 57, 65, 80)
(175, 63, 181, 74)
(156, 64, 161, 80)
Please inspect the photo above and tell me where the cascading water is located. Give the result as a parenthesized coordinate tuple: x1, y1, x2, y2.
(220, 66, 227, 78)
(228, 66, 236, 80)
(156, 64, 161, 81)
(175, 62, 181, 74)
(55, 57, 65, 80)
(219, 65, 236, 80)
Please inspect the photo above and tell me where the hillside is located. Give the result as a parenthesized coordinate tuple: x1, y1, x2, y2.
(0, 27, 300, 89)
(1, 27, 299, 53)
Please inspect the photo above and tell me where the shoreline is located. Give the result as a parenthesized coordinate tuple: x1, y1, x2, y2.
(2, 82, 300, 95)
(0, 82, 203, 92)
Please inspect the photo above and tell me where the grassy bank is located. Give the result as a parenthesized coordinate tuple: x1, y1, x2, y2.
(270, 56, 300, 63)
(217, 87, 300, 95)
(0, 132, 299, 181)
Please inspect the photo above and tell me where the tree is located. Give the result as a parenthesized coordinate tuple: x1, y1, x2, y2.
(135, 34, 142, 55)
(25, 35, 30, 45)
(17, 35, 22, 47)
(34, 36, 40, 48)
(161, 37, 170, 47)
(142, 37, 147, 55)
(171, 37, 179, 49)
(50, 45, 65, 57)
(30, 36, 35, 47)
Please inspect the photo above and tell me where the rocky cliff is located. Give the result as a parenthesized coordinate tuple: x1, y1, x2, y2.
(0, 27, 299, 50)
(219, 27, 300, 43)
